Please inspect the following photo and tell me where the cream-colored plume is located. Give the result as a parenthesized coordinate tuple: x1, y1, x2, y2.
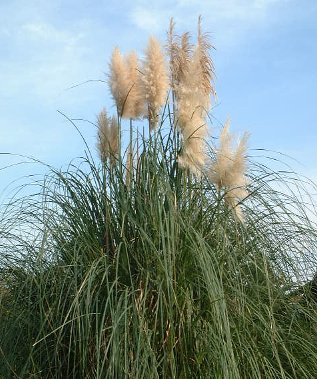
(125, 51, 145, 118)
(167, 18, 178, 89)
(209, 120, 249, 222)
(97, 109, 119, 164)
(109, 48, 129, 117)
(142, 37, 169, 130)
(109, 48, 144, 119)
(168, 19, 192, 91)
(175, 18, 215, 174)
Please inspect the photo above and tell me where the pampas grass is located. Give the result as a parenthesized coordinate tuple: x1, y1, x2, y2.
(209, 120, 249, 221)
(125, 51, 145, 119)
(174, 18, 215, 174)
(109, 48, 144, 119)
(97, 109, 119, 163)
(2, 130, 317, 378)
(167, 18, 193, 91)
(142, 36, 169, 130)
(109, 47, 130, 117)
(1, 17, 317, 379)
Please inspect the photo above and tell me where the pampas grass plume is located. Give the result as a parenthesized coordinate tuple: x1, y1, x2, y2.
(209, 120, 249, 221)
(142, 36, 169, 130)
(97, 109, 119, 163)
(176, 53, 209, 173)
(167, 19, 193, 90)
(176, 18, 214, 174)
(109, 47, 130, 117)
(125, 51, 145, 118)
(109, 48, 145, 119)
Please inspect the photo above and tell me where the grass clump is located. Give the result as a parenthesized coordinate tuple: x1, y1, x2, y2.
(1, 18, 317, 379)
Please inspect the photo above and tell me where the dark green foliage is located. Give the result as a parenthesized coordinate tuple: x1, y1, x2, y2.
(1, 129, 317, 378)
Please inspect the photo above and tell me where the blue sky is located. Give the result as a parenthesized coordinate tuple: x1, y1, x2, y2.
(1, 0, 317, 198)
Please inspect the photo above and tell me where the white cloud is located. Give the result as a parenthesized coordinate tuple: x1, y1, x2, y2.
(22, 22, 66, 40)
(254, 0, 289, 9)
(129, 0, 292, 46)
(0, 20, 97, 105)
(130, 7, 166, 33)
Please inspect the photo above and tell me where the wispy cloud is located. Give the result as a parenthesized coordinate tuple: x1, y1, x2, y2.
(130, 8, 163, 33)
(1, 21, 91, 101)
(0, 1, 111, 168)
(129, 0, 292, 46)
